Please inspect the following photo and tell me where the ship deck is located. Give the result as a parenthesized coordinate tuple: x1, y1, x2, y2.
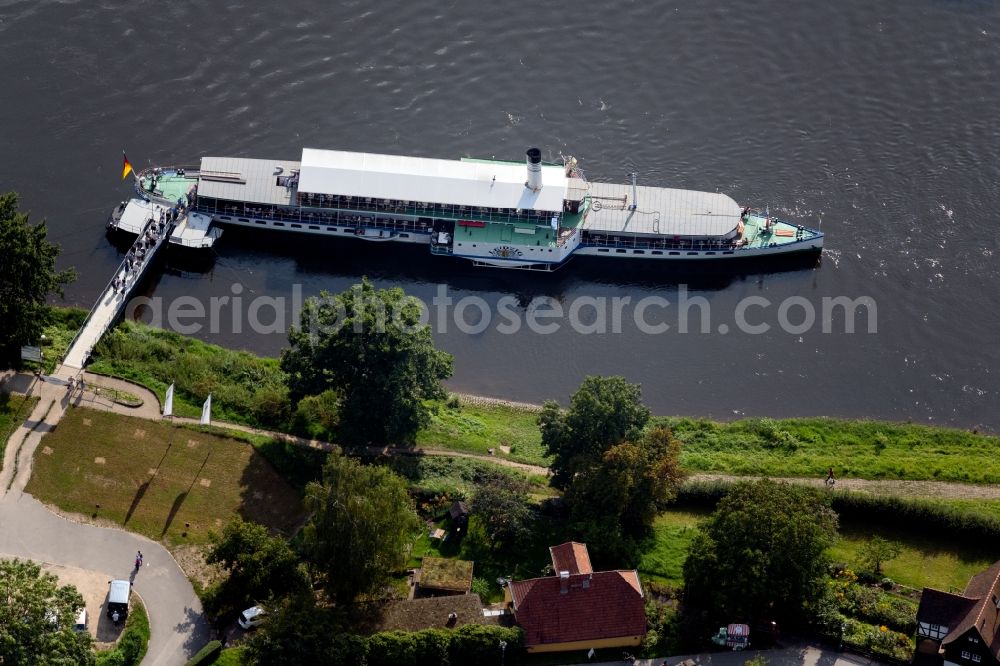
(455, 221, 558, 248)
(581, 180, 742, 238)
(139, 173, 197, 204)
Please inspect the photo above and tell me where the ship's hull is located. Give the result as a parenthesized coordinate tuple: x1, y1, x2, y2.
(209, 211, 822, 267)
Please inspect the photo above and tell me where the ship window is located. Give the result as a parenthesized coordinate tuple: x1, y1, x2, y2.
(399, 233, 409, 238)
(651, 250, 663, 255)
(291, 224, 302, 228)
(687, 251, 698, 255)
(633, 250, 644, 254)
(255, 220, 266, 225)
(220, 216, 231, 220)
(598, 248, 609, 253)
(705, 251, 715, 255)
(615, 249, 626, 254)
(238, 218, 249, 222)
(343, 228, 353, 233)
(309, 225, 320, 230)
(723, 251, 734, 255)
(669, 251, 680, 255)
(273, 222, 284, 227)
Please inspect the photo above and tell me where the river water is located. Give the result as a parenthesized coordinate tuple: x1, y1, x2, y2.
(1, 0, 998, 429)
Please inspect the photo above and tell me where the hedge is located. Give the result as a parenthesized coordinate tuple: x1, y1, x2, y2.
(675, 479, 1000, 542)
(184, 640, 223, 666)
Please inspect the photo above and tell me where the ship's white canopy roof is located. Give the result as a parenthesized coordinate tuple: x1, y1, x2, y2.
(298, 148, 568, 213)
(583, 181, 742, 238)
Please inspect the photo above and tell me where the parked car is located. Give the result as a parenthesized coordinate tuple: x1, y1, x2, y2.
(238, 606, 265, 630)
(74, 608, 88, 633)
(106, 580, 131, 621)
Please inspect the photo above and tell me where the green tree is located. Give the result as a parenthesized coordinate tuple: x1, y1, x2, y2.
(683, 479, 838, 626)
(302, 451, 420, 603)
(242, 591, 361, 666)
(858, 535, 902, 576)
(0, 192, 75, 366)
(539, 376, 651, 488)
(470, 471, 535, 551)
(0, 558, 95, 665)
(203, 517, 306, 620)
(280, 279, 453, 446)
(567, 427, 684, 553)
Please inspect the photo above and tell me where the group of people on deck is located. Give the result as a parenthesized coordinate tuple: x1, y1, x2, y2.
(111, 209, 170, 297)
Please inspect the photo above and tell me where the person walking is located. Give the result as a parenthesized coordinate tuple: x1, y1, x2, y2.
(825, 467, 836, 487)
(135, 550, 143, 570)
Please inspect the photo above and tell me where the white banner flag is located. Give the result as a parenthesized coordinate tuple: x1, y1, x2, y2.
(200, 394, 212, 425)
(163, 383, 174, 418)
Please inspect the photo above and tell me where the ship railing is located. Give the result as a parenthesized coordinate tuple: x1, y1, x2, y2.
(581, 234, 746, 252)
(196, 201, 439, 235)
(293, 195, 562, 227)
(133, 165, 200, 201)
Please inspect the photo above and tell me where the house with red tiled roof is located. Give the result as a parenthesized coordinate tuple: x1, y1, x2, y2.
(914, 560, 1000, 666)
(504, 542, 646, 653)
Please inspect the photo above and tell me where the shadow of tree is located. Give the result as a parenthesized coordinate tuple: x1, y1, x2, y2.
(123, 479, 150, 526)
(175, 604, 214, 658)
(162, 449, 211, 537)
(160, 491, 188, 538)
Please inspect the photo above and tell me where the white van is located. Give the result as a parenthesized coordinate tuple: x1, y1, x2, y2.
(106, 580, 130, 620)
(74, 608, 88, 633)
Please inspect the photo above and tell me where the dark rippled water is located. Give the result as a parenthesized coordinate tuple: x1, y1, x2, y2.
(1, 0, 998, 428)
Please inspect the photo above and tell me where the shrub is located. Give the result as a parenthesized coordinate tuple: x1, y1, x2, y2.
(184, 640, 223, 666)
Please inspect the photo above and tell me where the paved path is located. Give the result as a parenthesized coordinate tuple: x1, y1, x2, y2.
(0, 371, 211, 666)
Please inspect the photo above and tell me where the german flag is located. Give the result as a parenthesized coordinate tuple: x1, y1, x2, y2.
(121, 152, 133, 180)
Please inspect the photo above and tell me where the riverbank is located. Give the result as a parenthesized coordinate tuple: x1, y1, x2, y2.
(25, 311, 991, 480)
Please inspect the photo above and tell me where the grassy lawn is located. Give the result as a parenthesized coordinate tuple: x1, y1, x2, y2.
(638, 508, 1000, 595)
(0, 392, 39, 465)
(829, 519, 999, 592)
(666, 416, 1000, 483)
(26, 407, 306, 547)
(637, 509, 708, 586)
(418, 401, 549, 466)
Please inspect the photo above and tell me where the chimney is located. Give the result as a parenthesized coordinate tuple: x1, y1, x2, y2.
(559, 570, 570, 594)
(582, 573, 592, 589)
(525, 148, 543, 192)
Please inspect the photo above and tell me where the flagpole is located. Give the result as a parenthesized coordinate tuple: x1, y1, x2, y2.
(163, 382, 176, 451)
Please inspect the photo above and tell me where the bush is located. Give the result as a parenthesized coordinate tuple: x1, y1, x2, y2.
(829, 569, 917, 634)
(184, 640, 223, 666)
(833, 492, 1000, 543)
(292, 389, 340, 441)
(843, 618, 914, 661)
